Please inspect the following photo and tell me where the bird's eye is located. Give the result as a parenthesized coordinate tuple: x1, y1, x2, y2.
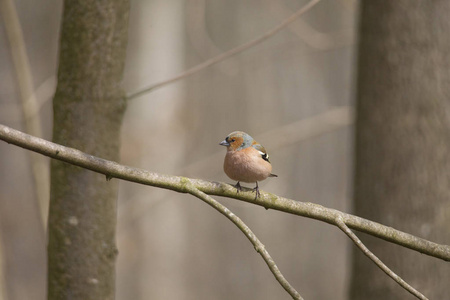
(230, 138, 236, 142)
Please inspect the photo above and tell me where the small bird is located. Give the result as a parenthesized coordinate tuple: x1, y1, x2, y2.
(219, 131, 277, 198)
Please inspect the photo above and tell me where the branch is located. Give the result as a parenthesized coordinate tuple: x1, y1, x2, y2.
(126, 0, 321, 100)
(1, 123, 449, 263)
(185, 184, 303, 300)
(335, 217, 428, 300)
(119, 107, 353, 225)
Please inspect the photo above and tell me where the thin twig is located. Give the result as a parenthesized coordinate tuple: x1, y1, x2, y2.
(185, 184, 303, 300)
(126, 0, 321, 100)
(0, 123, 449, 262)
(267, 1, 354, 50)
(0, 76, 56, 122)
(335, 217, 428, 300)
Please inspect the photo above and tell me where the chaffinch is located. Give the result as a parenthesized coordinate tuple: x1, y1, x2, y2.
(219, 131, 277, 197)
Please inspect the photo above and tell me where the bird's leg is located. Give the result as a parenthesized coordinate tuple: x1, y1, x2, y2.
(234, 181, 242, 193)
(252, 182, 260, 198)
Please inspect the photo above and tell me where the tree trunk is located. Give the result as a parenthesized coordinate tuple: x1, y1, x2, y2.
(351, 1, 450, 299)
(47, 1, 129, 299)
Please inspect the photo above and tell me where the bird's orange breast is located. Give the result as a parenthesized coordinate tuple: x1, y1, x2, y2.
(223, 147, 272, 183)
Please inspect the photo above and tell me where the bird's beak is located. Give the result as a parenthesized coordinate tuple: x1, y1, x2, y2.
(219, 139, 230, 147)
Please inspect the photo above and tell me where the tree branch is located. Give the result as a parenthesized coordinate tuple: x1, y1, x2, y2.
(126, 0, 321, 100)
(184, 184, 303, 300)
(335, 217, 428, 300)
(1, 123, 449, 263)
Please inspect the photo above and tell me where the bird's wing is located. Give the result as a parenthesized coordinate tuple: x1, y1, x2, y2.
(252, 144, 270, 162)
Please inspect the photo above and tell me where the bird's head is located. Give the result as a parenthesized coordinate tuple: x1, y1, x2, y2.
(219, 131, 253, 151)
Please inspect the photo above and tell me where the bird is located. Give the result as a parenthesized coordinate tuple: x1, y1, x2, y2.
(219, 131, 277, 198)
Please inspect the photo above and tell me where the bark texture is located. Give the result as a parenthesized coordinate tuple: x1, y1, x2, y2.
(352, 1, 450, 299)
(47, 1, 129, 299)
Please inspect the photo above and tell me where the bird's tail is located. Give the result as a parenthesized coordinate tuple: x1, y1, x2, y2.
(269, 173, 278, 177)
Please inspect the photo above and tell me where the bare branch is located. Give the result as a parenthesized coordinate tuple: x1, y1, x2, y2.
(1, 123, 449, 262)
(126, 0, 321, 100)
(119, 106, 353, 226)
(185, 184, 303, 300)
(335, 217, 428, 300)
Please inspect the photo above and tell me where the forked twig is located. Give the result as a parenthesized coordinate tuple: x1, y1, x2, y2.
(0, 124, 447, 300)
(185, 184, 303, 300)
(335, 217, 428, 300)
(0, 124, 449, 262)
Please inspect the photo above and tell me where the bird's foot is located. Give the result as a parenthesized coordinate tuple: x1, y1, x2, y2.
(234, 182, 242, 193)
(252, 182, 260, 199)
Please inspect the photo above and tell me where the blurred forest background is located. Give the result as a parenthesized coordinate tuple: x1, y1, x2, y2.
(1, 0, 447, 299)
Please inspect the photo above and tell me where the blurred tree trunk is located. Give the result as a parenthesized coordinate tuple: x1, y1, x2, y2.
(47, 1, 129, 299)
(351, 1, 450, 299)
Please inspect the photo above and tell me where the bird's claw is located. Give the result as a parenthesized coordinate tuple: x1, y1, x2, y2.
(234, 182, 242, 193)
(252, 187, 260, 198)
(252, 182, 260, 199)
